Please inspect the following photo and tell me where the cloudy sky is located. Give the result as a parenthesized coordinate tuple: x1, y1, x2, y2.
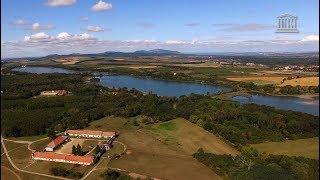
(1, 0, 319, 58)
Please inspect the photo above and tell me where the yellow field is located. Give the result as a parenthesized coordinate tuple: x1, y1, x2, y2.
(250, 137, 319, 159)
(227, 76, 319, 87)
(280, 77, 319, 87)
(227, 76, 285, 85)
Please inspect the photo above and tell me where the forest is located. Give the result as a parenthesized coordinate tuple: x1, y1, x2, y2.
(193, 148, 319, 180)
(1, 73, 318, 146)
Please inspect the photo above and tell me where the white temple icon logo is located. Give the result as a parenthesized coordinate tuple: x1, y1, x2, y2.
(276, 14, 299, 33)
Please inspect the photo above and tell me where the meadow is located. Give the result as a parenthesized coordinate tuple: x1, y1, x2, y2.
(86, 116, 236, 180)
(250, 137, 319, 159)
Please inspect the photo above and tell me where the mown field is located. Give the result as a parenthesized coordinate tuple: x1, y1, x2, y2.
(227, 75, 319, 87)
(86, 116, 238, 180)
(250, 137, 319, 159)
(226, 76, 285, 85)
(280, 77, 319, 87)
(146, 118, 239, 155)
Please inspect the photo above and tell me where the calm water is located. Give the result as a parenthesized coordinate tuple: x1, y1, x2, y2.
(98, 75, 230, 97)
(232, 95, 319, 116)
(12, 66, 319, 115)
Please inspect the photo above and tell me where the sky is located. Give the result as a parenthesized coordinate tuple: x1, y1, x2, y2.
(1, 0, 319, 58)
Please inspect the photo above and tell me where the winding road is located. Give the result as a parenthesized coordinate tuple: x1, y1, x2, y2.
(1, 136, 72, 180)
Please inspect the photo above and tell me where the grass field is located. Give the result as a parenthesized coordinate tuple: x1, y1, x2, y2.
(2, 138, 94, 178)
(226, 76, 285, 85)
(29, 138, 51, 151)
(227, 75, 319, 87)
(86, 116, 239, 180)
(147, 118, 239, 155)
(1, 166, 20, 180)
(1, 116, 235, 180)
(6, 135, 47, 142)
(250, 137, 319, 159)
(2, 140, 27, 152)
(1, 155, 56, 180)
(280, 77, 319, 87)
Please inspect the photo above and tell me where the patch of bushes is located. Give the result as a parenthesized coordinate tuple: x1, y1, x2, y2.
(193, 148, 319, 180)
(102, 169, 131, 180)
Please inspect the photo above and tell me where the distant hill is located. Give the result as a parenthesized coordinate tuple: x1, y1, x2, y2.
(133, 49, 181, 55)
(2, 50, 318, 61)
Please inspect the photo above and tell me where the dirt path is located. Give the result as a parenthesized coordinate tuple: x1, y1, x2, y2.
(2, 165, 22, 180)
(1, 136, 72, 180)
(55, 138, 85, 154)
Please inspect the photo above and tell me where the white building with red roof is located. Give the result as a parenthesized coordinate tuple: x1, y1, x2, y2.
(65, 129, 116, 139)
(32, 152, 94, 166)
(45, 135, 69, 152)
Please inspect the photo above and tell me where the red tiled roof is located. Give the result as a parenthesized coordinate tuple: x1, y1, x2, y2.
(33, 152, 66, 160)
(102, 131, 115, 137)
(33, 152, 94, 164)
(83, 130, 103, 136)
(66, 130, 83, 134)
(47, 136, 67, 148)
(67, 129, 116, 137)
(65, 154, 94, 163)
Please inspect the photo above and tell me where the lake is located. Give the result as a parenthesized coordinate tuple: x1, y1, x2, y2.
(232, 95, 319, 116)
(12, 66, 319, 115)
(98, 75, 230, 97)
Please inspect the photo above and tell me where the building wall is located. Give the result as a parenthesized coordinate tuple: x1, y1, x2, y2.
(32, 157, 93, 165)
(45, 147, 54, 151)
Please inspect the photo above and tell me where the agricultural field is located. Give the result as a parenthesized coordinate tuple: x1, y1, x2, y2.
(226, 76, 285, 85)
(87, 116, 238, 180)
(227, 75, 319, 87)
(250, 137, 319, 159)
(1, 155, 56, 180)
(146, 118, 239, 155)
(280, 76, 319, 87)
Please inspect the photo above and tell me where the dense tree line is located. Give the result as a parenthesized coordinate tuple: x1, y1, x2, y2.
(50, 167, 83, 179)
(72, 144, 86, 156)
(233, 81, 319, 95)
(193, 148, 319, 180)
(102, 169, 131, 180)
(1, 74, 318, 146)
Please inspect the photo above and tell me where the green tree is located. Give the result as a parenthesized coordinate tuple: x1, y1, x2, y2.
(47, 128, 56, 140)
(94, 145, 101, 155)
(72, 145, 77, 155)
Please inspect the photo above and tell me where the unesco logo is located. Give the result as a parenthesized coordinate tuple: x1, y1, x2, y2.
(276, 14, 299, 33)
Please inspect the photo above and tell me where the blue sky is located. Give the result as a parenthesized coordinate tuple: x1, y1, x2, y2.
(1, 0, 319, 58)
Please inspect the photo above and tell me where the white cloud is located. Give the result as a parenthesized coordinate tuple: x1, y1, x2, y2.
(24, 32, 52, 42)
(74, 33, 94, 40)
(3, 34, 318, 58)
(92, 0, 112, 12)
(165, 40, 188, 45)
(11, 19, 29, 26)
(301, 35, 319, 42)
(81, 16, 89, 21)
(86, 26, 104, 32)
(213, 23, 275, 32)
(31, 22, 54, 31)
(45, 0, 76, 7)
(57, 32, 71, 39)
